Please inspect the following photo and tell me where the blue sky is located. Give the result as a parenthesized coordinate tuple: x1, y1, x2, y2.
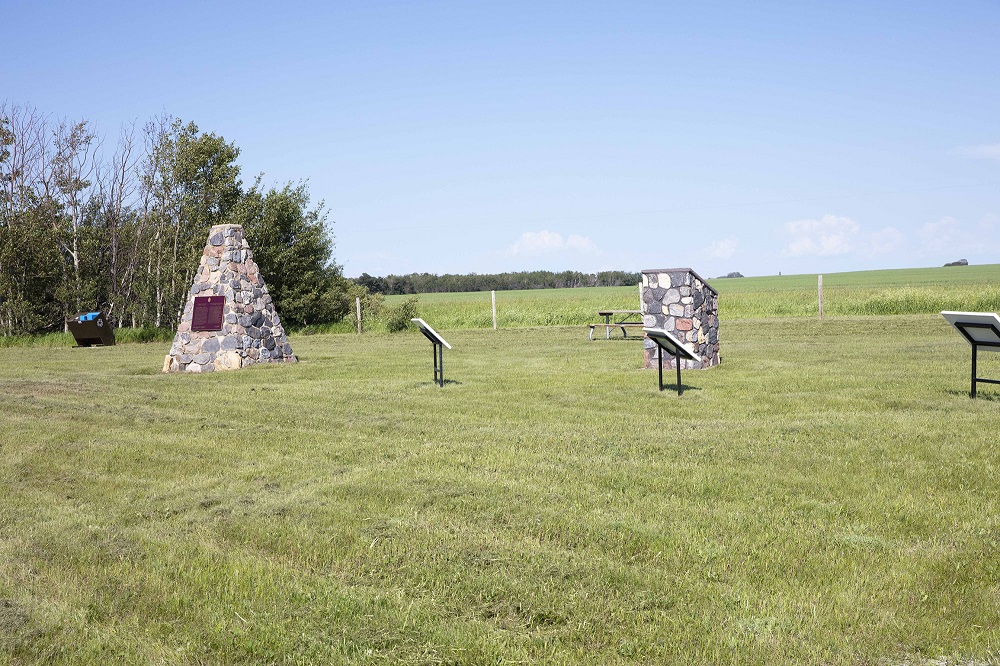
(3, 1, 998, 278)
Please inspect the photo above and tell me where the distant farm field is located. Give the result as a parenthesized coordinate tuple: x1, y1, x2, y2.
(378, 264, 1000, 330)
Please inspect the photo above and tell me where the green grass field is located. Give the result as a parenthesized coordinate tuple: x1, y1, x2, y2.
(2, 307, 999, 663)
(368, 264, 1000, 331)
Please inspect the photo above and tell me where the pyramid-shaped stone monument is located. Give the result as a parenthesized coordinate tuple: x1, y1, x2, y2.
(162, 223, 297, 373)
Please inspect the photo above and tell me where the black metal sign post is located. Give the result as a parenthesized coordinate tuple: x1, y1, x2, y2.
(941, 311, 1000, 398)
(411, 318, 452, 387)
(653, 340, 685, 395)
(957, 322, 1000, 398)
(643, 327, 698, 396)
(432, 338, 444, 387)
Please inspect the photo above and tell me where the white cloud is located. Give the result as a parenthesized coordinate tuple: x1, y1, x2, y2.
(709, 237, 739, 259)
(784, 214, 860, 257)
(954, 143, 1000, 160)
(507, 230, 600, 256)
(566, 234, 599, 254)
(508, 230, 563, 255)
(918, 216, 974, 255)
(867, 226, 906, 256)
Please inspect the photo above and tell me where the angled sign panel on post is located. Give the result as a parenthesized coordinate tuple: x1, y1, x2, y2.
(941, 311, 1000, 348)
(411, 318, 451, 386)
(411, 318, 451, 349)
(941, 311, 1000, 398)
(643, 327, 698, 395)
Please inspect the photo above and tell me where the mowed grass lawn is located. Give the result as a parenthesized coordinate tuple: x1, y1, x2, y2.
(1, 315, 999, 664)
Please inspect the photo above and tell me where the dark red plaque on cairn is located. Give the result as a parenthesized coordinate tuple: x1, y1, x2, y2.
(192, 295, 226, 331)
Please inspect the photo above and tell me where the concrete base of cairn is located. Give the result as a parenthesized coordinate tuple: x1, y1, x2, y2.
(162, 224, 297, 373)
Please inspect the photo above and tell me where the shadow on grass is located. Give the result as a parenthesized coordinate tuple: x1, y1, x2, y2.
(414, 379, 464, 388)
(600, 336, 646, 342)
(945, 388, 1000, 401)
(655, 383, 701, 395)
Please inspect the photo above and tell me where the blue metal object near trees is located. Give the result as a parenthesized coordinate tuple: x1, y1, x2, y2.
(67, 311, 115, 347)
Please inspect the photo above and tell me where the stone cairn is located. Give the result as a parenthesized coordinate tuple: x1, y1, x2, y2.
(641, 268, 720, 371)
(162, 224, 297, 373)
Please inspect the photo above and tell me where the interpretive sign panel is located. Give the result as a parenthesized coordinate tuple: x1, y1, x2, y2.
(411, 318, 451, 387)
(941, 311, 1000, 398)
(643, 327, 698, 395)
(643, 327, 697, 361)
(411, 318, 451, 349)
(192, 295, 226, 332)
(941, 311, 1000, 348)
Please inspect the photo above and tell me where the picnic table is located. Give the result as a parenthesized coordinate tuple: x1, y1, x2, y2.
(589, 310, 644, 340)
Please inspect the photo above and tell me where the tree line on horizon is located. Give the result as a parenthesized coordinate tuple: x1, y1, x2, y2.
(354, 269, 640, 295)
(0, 102, 359, 337)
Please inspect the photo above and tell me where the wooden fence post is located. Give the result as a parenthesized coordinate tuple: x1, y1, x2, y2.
(356, 297, 362, 334)
(492, 290, 497, 330)
(818, 275, 824, 320)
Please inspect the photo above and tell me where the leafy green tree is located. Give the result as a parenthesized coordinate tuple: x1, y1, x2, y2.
(0, 105, 64, 334)
(356, 272, 387, 294)
(90, 124, 143, 328)
(236, 179, 348, 326)
(138, 117, 242, 327)
(0, 102, 362, 336)
(352, 269, 641, 295)
(0, 113, 12, 332)
(49, 119, 98, 319)
(383, 295, 418, 332)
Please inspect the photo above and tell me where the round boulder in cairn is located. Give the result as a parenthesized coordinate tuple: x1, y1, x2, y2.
(162, 224, 297, 373)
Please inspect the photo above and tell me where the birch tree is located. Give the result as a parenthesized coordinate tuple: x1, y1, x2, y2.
(50, 119, 99, 319)
(138, 117, 241, 327)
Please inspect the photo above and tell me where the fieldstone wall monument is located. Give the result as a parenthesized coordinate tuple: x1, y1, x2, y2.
(641, 268, 720, 371)
(162, 224, 297, 373)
